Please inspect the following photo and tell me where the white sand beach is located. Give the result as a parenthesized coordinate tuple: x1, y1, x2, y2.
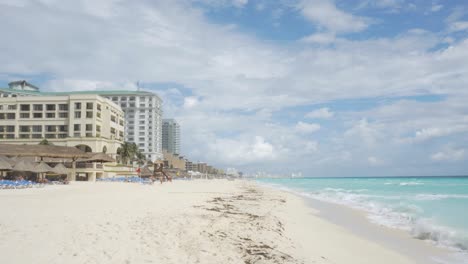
(0, 180, 420, 264)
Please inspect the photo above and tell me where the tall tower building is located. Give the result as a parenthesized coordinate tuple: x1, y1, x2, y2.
(162, 119, 180, 155)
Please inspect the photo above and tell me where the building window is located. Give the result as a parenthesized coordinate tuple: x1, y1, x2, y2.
(32, 126, 42, 132)
(32, 134, 42, 139)
(57, 134, 67, 138)
(33, 104, 43, 111)
(20, 126, 30, 132)
(139, 104, 145, 107)
(46, 126, 56, 132)
(121, 103, 127, 108)
(59, 126, 67, 132)
(0, 105, 2, 110)
(129, 97, 135, 101)
(45, 134, 56, 139)
(86, 124, 93, 131)
(8, 105, 17, 110)
(96, 125, 101, 132)
(0, 113, 4, 119)
(59, 112, 68, 118)
(139, 132, 145, 136)
(119, 119, 124, 126)
(112, 97, 118, 101)
(97, 104, 101, 111)
(121, 97, 127, 101)
(20, 113, 30, 118)
(33, 113, 43, 118)
(129, 103, 135, 108)
(20, 134, 30, 139)
(6, 126, 15, 132)
(86, 102, 93, 110)
(111, 115, 116, 122)
(59, 104, 68, 111)
(86, 111, 93, 118)
(20, 104, 30, 111)
(96, 112, 101, 118)
(74, 124, 80, 131)
(74, 111, 81, 118)
(46, 104, 56, 111)
(7, 113, 15, 119)
(74, 102, 81, 109)
(46, 113, 55, 118)
(110, 128, 116, 134)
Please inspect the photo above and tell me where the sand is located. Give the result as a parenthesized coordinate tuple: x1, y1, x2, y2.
(0, 180, 416, 264)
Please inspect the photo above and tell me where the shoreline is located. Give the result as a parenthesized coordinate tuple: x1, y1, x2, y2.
(0, 179, 451, 263)
(258, 181, 467, 264)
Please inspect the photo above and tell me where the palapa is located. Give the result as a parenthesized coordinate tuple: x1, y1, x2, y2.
(0, 156, 13, 170)
(12, 159, 38, 172)
(52, 163, 69, 175)
(34, 161, 54, 173)
(0, 144, 88, 159)
(81, 153, 116, 163)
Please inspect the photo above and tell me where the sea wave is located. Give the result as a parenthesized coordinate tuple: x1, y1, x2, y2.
(415, 194, 468, 201)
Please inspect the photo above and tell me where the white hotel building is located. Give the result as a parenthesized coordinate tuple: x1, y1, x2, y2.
(0, 81, 163, 161)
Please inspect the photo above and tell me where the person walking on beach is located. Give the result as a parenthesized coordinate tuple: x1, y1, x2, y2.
(153, 162, 171, 184)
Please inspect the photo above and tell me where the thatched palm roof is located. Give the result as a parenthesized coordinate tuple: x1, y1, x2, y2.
(34, 161, 54, 173)
(52, 163, 69, 175)
(80, 153, 116, 163)
(0, 156, 12, 170)
(0, 144, 88, 159)
(12, 159, 37, 172)
(140, 166, 153, 176)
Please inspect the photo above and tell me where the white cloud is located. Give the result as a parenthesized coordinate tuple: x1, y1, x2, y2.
(298, 0, 371, 33)
(301, 33, 337, 44)
(344, 119, 381, 147)
(431, 148, 465, 162)
(305, 107, 334, 119)
(295, 122, 321, 133)
(368, 156, 384, 166)
(183, 97, 200, 108)
(449, 21, 468, 32)
(431, 4, 443, 12)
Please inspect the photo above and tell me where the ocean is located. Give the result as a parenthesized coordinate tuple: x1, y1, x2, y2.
(257, 177, 468, 255)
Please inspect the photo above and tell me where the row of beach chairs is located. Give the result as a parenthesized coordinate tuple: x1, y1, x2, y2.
(0, 180, 42, 189)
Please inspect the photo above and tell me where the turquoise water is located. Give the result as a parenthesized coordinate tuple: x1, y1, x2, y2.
(257, 177, 468, 252)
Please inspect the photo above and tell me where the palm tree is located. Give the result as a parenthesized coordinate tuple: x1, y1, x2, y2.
(117, 142, 146, 165)
(39, 139, 51, 145)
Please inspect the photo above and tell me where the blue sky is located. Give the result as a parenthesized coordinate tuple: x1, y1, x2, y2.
(1, 0, 468, 176)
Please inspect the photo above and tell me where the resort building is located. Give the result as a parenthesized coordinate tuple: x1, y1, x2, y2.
(162, 149, 186, 170)
(0, 82, 164, 161)
(162, 118, 180, 155)
(0, 94, 125, 157)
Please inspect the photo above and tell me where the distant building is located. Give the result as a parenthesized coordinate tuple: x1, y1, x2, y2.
(162, 149, 186, 170)
(0, 94, 125, 156)
(162, 118, 180, 155)
(0, 82, 164, 161)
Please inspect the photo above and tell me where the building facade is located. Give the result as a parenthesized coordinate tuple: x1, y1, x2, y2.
(0, 94, 125, 156)
(162, 118, 180, 155)
(0, 83, 164, 161)
(102, 91, 163, 161)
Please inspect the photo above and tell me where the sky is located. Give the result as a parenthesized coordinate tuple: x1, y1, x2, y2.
(1, 0, 468, 176)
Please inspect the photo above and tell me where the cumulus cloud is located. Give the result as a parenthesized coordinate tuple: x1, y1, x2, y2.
(295, 122, 321, 133)
(431, 148, 465, 161)
(183, 96, 200, 109)
(298, 0, 371, 33)
(305, 107, 334, 119)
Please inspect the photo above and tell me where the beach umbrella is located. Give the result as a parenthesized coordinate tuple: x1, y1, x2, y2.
(52, 163, 69, 175)
(34, 161, 54, 181)
(0, 156, 12, 170)
(34, 161, 54, 173)
(12, 159, 37, 172)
